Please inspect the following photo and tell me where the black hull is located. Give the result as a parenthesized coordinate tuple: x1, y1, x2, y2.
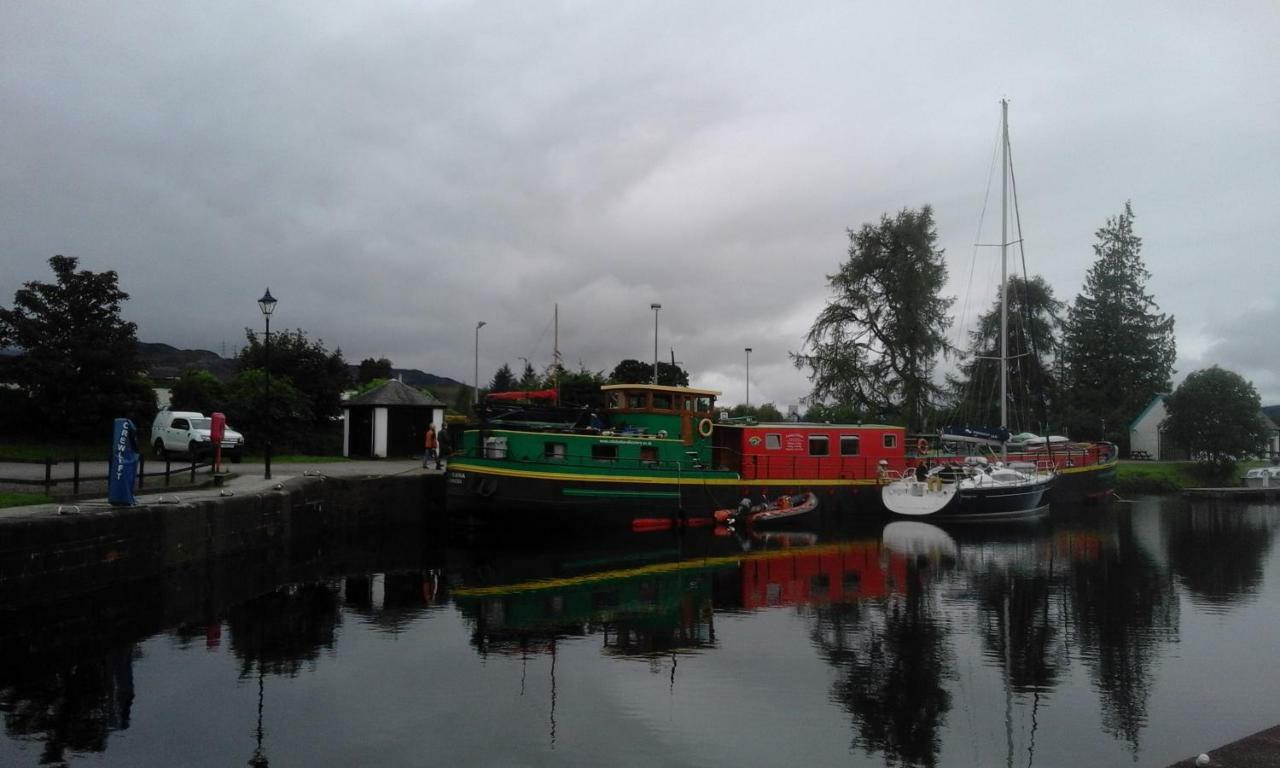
(932, 481, 1051, 521)
(446, 468, 880, 528)
(1049, 462, 1118, 504)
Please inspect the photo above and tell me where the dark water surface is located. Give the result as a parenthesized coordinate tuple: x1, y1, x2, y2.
(3, 497, 1280, 767)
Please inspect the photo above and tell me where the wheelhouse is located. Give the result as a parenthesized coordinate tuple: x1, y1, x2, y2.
(600, 384, 719, 447)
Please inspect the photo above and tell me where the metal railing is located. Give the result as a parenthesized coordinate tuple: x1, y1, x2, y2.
(0, 454, 215, 496)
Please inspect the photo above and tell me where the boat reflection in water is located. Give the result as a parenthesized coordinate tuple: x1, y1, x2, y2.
(3, 501, 1280, 767)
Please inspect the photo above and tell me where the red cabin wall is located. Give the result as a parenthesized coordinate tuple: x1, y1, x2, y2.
(732, 425, 907, 480)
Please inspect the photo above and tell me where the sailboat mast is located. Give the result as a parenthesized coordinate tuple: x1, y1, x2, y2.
(1000, 98, 1010, 462)
(554, 303, 561, 402)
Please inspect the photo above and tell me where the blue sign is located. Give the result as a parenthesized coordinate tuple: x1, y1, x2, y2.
(108, 418, 139, 506)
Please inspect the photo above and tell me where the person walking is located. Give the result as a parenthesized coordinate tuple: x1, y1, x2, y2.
(436, 424, 452, 470)
(423, 424, 438, 469)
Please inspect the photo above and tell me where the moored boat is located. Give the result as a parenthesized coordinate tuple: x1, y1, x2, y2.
(447, 383, 908, 525)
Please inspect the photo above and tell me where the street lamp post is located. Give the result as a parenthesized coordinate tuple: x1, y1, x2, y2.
(257, 288, 277, 480)
(473, 321, 486, 406)
(650, 303, 662, 384)
(745, 347, 752, 408)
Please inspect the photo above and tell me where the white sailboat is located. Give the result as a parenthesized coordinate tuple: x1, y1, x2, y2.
(882, 100, 1055, 519)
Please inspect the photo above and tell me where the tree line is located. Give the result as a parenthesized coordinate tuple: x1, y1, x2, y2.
(794, 201, 1269, 465)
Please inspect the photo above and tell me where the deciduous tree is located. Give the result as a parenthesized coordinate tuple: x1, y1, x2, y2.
(237, 328, 349, 429)
(357, 357, 392, 385)
(1163, 366, 1267, 474)
(793, 207, 954, 431)
(170, 369, 226, 414)
(0, 255, 156, 436)
(608, 359, 688, 387)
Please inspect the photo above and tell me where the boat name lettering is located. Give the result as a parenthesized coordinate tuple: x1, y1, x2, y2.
(598, 439, 651, 446)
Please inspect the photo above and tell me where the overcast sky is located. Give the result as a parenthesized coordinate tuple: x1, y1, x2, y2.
(3, 1, 1278, 410)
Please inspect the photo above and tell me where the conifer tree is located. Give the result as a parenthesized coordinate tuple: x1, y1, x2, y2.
(1061, 202, 1175, 444)
(945, 275, 1062, 432)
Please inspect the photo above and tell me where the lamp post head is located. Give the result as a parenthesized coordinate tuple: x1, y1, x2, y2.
(745, 347, 752, 354)
(650, 303, 661, 311)
(258, 288, 277, 317)
(477, 320, 486, 330)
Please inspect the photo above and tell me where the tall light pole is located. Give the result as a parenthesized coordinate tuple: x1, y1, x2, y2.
(650, 303, 662, 384)
(744, 347, 752, 408)
(473, 321, 486, 406)
(257, 288, 277, 480)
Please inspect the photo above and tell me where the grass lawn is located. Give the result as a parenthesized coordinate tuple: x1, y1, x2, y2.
(1116, 459, 1261, 493)
(0, 492, 54, 509)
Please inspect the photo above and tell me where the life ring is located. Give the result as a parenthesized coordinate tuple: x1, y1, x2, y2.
(916, 438, 929, 455)
(697, 418, 714, 438)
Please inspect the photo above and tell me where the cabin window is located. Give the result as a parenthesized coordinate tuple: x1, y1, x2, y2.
(628, 393, 647, 409)
(695, 396, 713, 412)
(544, 442, 566, 461)
(809, 435, 830, 456)
(640, 446, 658, 464)
(883, 434, 898, 449)
(591, 444, 618, 462)
(652, 393, 672, 409)
(765, 433, 782, 450)
(840, 436, 860, 456)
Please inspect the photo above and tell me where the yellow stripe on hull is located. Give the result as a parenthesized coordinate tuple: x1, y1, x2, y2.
(447, 461, 881, 488)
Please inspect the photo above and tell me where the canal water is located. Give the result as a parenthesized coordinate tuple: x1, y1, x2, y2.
(2, 496, 1279, 767)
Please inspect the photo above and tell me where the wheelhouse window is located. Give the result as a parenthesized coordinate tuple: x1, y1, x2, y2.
(628, 393, 647, 409)
(695, 396, 713, 412)
(591, 444, 618, 462)
(883, 433, 898, 449)
(809, 435, 829, 456)
(840, 436, 860, 456)
(652, 393, 672, 410)
(765, 433, 782, 450)
(544, 442, 566, 461)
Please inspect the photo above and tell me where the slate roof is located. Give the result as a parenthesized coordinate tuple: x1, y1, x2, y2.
(343, 379, 445, 408)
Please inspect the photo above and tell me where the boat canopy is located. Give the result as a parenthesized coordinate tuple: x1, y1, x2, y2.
(486, 389, 559, 402)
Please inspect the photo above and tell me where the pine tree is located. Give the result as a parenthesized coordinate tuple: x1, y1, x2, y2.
(488, 363, 516, 393)
(945, 275, 1062, 433)
(1061, 202, 1175, 444)
(793, 206, 954, 431)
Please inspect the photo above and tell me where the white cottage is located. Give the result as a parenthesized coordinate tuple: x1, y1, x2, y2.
(1128, 394, 1172, 460)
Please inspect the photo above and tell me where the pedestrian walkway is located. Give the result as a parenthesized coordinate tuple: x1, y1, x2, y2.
(0, 459, 443, 521)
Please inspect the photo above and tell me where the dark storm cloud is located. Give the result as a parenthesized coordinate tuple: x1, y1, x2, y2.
(3, 1, 1277, 408)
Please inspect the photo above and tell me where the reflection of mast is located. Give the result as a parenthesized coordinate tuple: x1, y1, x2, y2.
(248, 665, 269, 768)
(1004, 588, 1013, 768)
(549, 638, 558, 749)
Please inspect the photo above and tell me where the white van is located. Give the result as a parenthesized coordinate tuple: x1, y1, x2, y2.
(151, 410, 244, 461)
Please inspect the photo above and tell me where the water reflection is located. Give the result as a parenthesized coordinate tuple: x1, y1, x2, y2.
(1164, 503, 1278, 608)
(3, 498, 1280, 767)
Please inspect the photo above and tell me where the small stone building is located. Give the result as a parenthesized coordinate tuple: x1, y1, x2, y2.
(342, 379, 446, 458)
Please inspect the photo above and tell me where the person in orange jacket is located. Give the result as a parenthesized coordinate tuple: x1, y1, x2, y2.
(423, 424, 438, 469)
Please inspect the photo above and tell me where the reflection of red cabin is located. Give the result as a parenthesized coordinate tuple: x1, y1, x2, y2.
(714, 423, 907, 480)
(740, 543, 907, 610)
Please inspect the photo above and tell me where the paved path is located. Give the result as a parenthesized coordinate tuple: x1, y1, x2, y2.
(0, 459, 441, 519)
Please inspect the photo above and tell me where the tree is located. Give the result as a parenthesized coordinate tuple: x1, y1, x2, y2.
(236, 328, 349, 429)
(608, 358, 689, 387)
(945, 275, 1063, 432)
(727, 402, 784, 422)
(0, 255, 156, 436)
(488, 363, 517, 393)
(518, 362, 541, 390)
(223, 368, 312, 450)
(793, 207, 954, 431)
(357, 357, 392, 385)
(170, 369, 226, 414)
(1062, 202, 1175, 445)
(1163, 367, 1268, 474)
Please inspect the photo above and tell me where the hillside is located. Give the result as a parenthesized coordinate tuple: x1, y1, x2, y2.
(138, 342, 465, 397)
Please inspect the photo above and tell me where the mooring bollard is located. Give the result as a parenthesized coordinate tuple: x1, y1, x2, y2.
(73, 455, 80, 495)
